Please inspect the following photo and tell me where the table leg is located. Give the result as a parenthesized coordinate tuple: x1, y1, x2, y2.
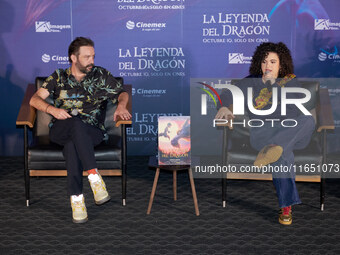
(147, 168, 160, 215)
(188, 168, 200, 216)
(173, 170, 177, 201)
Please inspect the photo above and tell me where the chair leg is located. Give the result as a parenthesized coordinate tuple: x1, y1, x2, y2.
(320, 129, 327, 211)
(188, 168, 199, 216)
(24, 125, 30, 207)
(222, 173, 226, 208)
(221, 126, 228, 208)
(320, 177, 325, 211)
(25, 169, 30, 207)
(122, 163, 127, 206)
(121, 124, 127, 206)
(173, 170, 177, 201)
(147, 168, 160, 215)
(122, 173, 126, 206)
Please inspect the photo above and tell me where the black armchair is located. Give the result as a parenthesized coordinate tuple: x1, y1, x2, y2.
(218, 80, 334, 210)
(16, 77, 132, 207)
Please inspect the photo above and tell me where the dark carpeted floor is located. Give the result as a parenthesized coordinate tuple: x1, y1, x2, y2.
(1, 156, 340, 255)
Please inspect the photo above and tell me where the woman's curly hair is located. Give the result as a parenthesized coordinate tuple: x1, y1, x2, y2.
(249, 42, 294, 77)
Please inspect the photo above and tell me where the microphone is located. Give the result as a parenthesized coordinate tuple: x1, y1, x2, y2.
(69, 109, 79, 116)
(265, 80, 272, 92)
(264, 70, 272, 92)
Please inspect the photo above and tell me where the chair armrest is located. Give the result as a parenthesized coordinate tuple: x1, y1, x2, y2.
(115, 84, 133, 127)
(16, 84, 36, 128)
(316, 88, 335, 132)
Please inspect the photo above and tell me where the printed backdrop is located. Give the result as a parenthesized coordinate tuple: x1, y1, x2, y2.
(1, 0, 339, 156)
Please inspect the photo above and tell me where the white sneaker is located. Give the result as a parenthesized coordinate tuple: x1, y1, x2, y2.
(88, 173, 111, 205)
(70, 194, 88, 223)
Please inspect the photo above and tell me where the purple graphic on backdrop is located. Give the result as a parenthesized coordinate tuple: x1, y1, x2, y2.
(23, 0, 69, 31)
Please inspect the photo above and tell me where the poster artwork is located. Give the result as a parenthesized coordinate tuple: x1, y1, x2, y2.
(158, 116, 191, 165)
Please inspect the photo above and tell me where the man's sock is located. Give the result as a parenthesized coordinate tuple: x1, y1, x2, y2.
(87, 168, 98, 175)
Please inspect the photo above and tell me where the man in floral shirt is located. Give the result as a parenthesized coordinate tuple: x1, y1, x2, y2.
(30, 37, 131, 223)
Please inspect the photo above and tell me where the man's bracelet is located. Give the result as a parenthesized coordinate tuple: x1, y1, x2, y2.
(45, 104, 51, 113)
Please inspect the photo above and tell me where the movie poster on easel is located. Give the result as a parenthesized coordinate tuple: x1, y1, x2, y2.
(158, 116, 191, 165)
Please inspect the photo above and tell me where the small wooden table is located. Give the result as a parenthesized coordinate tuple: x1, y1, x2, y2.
(147, 156, 199, 216)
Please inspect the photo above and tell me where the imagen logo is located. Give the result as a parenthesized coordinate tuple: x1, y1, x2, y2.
(228, 53, 252, 64)
(315, 19, 340, 30)
(315, 19, 330, 30)
(35, 22, 51, 32)
(35, 21, 71, 32)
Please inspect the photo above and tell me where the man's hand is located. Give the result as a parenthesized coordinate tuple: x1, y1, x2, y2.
(30, 87, 71, 119)
(48, 107, 72, 120)
(215, 106, 234, 120)
(114, 105, 131, 122)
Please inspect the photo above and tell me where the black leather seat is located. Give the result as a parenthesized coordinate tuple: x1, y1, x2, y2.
(17, 77, 132, 207)
(219, 80, 334, 210)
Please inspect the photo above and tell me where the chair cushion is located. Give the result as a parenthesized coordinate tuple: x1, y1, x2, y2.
(227, 135, 322, 166)
(28, 136, 122, 170)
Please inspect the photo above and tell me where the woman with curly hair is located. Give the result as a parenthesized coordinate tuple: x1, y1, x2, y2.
(216, 42, 315, 225)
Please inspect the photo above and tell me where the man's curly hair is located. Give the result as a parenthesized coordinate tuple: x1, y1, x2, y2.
(249, 42, 294, 78)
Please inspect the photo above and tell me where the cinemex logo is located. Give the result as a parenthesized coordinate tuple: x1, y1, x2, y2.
(228, 53, 252, 64)
(41, 54, 69, 64)
(318, 46, 340, 63)
(314, 19, 340, 30)
(126, 20, 166, 31)
(35, 21, 71, 32)
(132, 88, 166, 97)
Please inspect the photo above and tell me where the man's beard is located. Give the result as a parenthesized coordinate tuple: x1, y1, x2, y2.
(77, 62, 94, 74)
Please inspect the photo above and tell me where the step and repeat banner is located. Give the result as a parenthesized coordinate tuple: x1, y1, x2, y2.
(1, 0, 339, 156)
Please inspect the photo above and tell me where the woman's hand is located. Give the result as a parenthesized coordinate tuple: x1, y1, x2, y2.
(215, 106, 234, 120)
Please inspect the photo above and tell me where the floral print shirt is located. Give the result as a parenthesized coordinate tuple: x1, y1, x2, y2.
(42, 66, 124, 132)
